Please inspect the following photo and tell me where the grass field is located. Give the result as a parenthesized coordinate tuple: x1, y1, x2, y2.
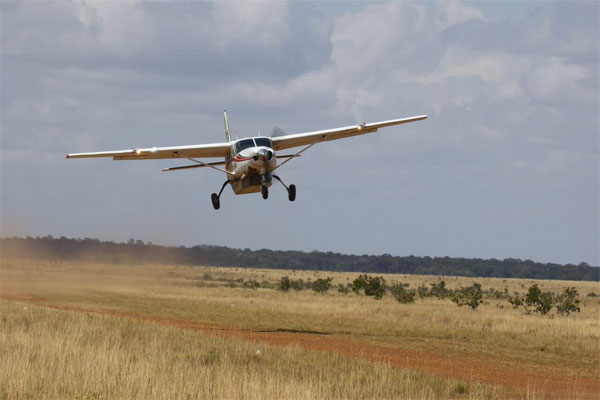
(1, 259, 599, 399)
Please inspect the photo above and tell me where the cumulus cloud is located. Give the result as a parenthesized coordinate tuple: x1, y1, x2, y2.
(1, 1, 597, 264)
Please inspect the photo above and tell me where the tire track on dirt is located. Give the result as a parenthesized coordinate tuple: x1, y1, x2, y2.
(4, 296, 598, 399)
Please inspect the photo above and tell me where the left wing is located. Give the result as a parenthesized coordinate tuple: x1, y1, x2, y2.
(272, 115, 427, 151)
(66, 142, 231, 160)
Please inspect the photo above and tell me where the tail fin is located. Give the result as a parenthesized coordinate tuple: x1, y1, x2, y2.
(223, 110, 231, 142)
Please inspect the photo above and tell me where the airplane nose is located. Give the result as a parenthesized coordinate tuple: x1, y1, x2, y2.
(254, 148, 272, 161)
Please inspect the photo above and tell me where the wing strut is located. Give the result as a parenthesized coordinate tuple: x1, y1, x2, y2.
(274, 135, 326, 171)
(165, 152, 235, 176)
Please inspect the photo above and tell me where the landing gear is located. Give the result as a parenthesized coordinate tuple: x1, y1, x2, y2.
(273, 175, 296, 202)
(211, 193, 220, 210)
(211, 180, 229, 210)
(261, 185, 269, 200)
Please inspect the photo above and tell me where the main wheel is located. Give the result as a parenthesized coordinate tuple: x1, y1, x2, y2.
(261, 185, 269, 199)
(288, 184, 296, 202)
(211, 193, 220, 210)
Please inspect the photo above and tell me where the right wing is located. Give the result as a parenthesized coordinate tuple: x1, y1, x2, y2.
(66, 142, 231, 160)
(272, 115, 427, 151)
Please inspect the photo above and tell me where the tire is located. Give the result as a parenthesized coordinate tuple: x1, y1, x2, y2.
(262, 185, 268, 199)
(288, 184, 296, 202)
(211, 193, 220, 210)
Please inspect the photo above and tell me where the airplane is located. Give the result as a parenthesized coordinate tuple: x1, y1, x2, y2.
(66, 112, 427, 210)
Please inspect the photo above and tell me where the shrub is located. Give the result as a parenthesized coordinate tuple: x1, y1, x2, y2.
(555, 287, 581, 315)
(429, 280, 449, 299)
(351, 275, 367, 294)
(352, 274, 386, 299)
(291, 279, 304, 291)
(312, 277, 333, 294)
(525, 284, 555, 315)
(337, 283, 350, 294)
(450, 285, 483, 310)
(278, 276, 291, 291)
(242, 280, 260, 290)
(390, 283, 416, 304)
(417, 285, 429, 299)
(507, 292, 524, 309)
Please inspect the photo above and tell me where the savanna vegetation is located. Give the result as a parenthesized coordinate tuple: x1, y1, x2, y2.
(2, 236, 598, 281)
(1, 258, 599, 399)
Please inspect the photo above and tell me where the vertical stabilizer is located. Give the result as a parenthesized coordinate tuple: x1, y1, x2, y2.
(223, 110, 231, 143)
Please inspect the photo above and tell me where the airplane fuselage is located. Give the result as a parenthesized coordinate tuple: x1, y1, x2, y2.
(226, 137, 276, 195)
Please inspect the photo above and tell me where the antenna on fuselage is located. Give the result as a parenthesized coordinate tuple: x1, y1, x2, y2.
(223, 110, 231, 143)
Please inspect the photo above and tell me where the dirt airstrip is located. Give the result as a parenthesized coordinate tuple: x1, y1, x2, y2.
(3, 295, 599, 399)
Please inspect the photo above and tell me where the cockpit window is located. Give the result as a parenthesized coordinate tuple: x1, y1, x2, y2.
(254, 137, 272, 148)
(234, 139, 255, 155)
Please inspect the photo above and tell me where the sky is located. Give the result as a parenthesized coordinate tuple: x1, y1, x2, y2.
(1, 0, 598, 266)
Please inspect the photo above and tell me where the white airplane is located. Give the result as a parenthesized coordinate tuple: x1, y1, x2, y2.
(67, 112, 427, 209)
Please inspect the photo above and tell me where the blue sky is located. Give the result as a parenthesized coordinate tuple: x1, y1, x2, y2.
(1, 1, 598, 265)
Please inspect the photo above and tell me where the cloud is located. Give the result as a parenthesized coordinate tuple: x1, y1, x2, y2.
(1, 1, 598, 264)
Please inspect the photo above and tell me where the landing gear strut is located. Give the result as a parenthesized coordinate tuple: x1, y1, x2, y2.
(273, 175, 296, 202)
(211, 180, 229, 210)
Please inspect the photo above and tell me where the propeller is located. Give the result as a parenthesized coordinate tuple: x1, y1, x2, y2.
(270, 126, 287, 138)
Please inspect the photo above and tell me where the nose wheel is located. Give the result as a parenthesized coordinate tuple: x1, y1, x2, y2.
(273, 175, 296, 202)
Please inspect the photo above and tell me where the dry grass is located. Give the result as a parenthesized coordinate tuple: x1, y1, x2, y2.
(1, 301, 496, 400)
(1, 258, 599, 399)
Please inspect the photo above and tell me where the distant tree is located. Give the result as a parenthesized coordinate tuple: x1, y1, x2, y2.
(507, 292, 525, 309)
(278, 276, 291, 291)
(312, 277, 333, 294)
(525, 284, 555, 315)
(352, 274, 386, 299)
(449, 285, 483, 310)
(555, 287, 581, 315)
(390, 283, 416, 304)
(429, 280, 449, 299)
(291, 279, 304, 291)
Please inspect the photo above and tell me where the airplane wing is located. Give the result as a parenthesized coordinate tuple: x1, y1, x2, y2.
(271, 115, 427, 151)
(66, 142, 231, 160)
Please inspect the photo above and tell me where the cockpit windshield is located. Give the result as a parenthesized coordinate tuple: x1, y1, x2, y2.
(234, 137, 273, 155)
(234, 139, 255, 155)
(254, 137, 272, 148)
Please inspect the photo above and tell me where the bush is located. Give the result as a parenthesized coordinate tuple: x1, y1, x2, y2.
(291, 279, 304, 291)
(450, 285, 483, 310)
(525, 284, 555, 315)
(417, 285, 429, 299)
(312, 277, 333, 294)
(242, 280, 260, 290)
(429, 280, 449, 299)
(390, 283, 416, 304)
(352, 274, 386, 299)
(507, 292, 524, 309)
(337, 283, 350, 294)
(278, 276, 291, 291)
(555, 287, 581, 315)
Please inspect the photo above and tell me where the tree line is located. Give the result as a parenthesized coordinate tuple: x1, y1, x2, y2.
(1, 236, 598, 281)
